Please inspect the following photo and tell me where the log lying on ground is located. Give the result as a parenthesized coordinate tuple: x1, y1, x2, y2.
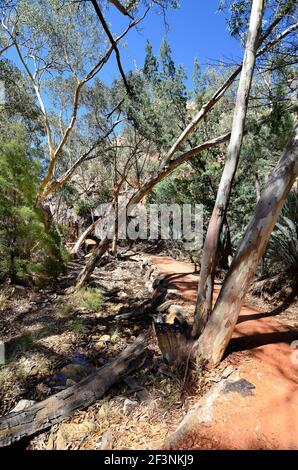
(0, 333, 148, 448)
(115, 285, 168, 321)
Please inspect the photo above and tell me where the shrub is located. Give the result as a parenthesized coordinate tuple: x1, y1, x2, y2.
(265, 191, 298, 275)
(0, 130, 67, 286)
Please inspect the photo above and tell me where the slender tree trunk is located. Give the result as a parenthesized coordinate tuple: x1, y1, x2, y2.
(220, 217, 233, 269)
(193, 0, 265, 337)
(71, 221, 97, 255)
(195, 126, 298, 366)
(74, 134, 231, 289)
(255, 172, 261, 202)
(112, 194, 119, 254)
(75, 237, 111, 290)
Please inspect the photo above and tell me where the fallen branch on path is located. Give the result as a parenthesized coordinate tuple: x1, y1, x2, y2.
(0, 334, 148, 447)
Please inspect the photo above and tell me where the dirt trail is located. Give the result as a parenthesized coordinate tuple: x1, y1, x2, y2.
(150, 256, 298, 450)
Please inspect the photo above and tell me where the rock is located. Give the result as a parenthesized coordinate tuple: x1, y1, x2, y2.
(100, 428, 114, 450)
(66, 378, 76, 387)
(123, 398, 138, 414)
(168, 304, 185, 316)
(96, 335, 111, 349)
(145, 280, 153, 292)
(99, 335, 111, 342)
(118, 291, 128, 299)
(16, 302, 32, 314)
(111, 333, 119, 344)
(55, 362, 93, 385)
(208, 375, 221, 383)
(10, 399, 36, 413)
(91, 335, 101, 341)
(221, 365, 236, 379)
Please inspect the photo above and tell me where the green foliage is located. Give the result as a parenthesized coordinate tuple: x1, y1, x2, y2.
(0, 59, 42, 140)
(68, 317, 87, 333)
(58, 302, 73, 317)
(265, 191, 298, 275)
(143, 40, 158, 81)
(74, 198, 97, 217)
(219, 0, 297, 40)
(0, 127, 67, 285)
(125, 38, 187, 152)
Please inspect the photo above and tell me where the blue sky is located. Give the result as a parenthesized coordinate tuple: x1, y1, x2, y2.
(102, 0, 243, 88)
(5, 1, 243, 92)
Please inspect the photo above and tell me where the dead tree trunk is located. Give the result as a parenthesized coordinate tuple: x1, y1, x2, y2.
(75, 236, 111, 290)
(193, 0, 265, 337)
(195, 127, 298, 366)
(0, 334, 147, 447)
(70, 221, 97, 255)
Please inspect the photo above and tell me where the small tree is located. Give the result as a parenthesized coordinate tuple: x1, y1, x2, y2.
(0, 128, 67, 285)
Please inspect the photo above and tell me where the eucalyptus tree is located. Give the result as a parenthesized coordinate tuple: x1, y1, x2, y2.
(0, 59, 42, 140)
(192, 0, 298, 336)
(75, 0, 298, 289)
(0, 0, 152, 207)
(196, 125, 298, 366)
(192, 0, 266, 336)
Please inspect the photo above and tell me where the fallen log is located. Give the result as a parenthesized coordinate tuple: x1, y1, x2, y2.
(115, 286, 168, 321)
(0, 333, 148, 447)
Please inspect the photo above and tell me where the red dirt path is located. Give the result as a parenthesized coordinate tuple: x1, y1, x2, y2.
(150, 256, 298, 450)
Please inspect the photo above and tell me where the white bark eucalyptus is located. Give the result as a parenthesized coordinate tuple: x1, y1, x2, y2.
(196, 126, 298, 366)
(193, 0, 265, 336)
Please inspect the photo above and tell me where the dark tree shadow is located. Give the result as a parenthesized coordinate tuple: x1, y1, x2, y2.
(237, 293, 297, 324)
(227, 329, 298, 353)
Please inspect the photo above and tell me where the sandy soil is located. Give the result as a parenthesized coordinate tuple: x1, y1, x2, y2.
(150, 255, 298, 450)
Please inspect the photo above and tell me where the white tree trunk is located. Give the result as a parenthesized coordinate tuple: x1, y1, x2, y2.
(193, 0, 265, 336)
(196, 126, 298, 366)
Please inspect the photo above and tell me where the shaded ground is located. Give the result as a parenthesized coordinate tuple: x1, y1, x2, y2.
(150, 256, 298, 450)
(0, 256, 153, 416)
(0, 253, 297, 449)
(0, 253, 208, 449)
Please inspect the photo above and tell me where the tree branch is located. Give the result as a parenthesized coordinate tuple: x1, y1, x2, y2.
(108, 0, 134, 19)
(91, 0, 130, 93)
(159, 20, 298, 169)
